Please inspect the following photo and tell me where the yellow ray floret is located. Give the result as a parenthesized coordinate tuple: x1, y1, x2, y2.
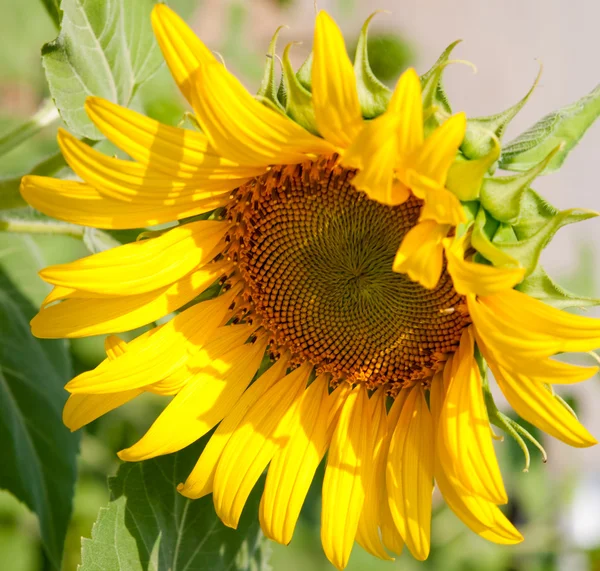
(20, 177, 227, 229)
(429, 370, 523, 544)
(438, 329, 507, 505)
(355, 389, 394, 561)
(179, 355, 291, 500)
(119, 333, 268, 461)
(39, 220, 227, 295)
(85, 97, 263, 179)
(312, 11, 363, 149)
(32, 262, 228, 338)
(386, 384, 434, 561)
(321, 385, 370, 570)
(212, 362, 312, 529)
(152, 5, 334, 167)
(259, 374, 332, 546)
(393, 221, 450, 290)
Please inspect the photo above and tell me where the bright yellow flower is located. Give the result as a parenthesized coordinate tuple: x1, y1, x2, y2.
(20, 5, 599, 570)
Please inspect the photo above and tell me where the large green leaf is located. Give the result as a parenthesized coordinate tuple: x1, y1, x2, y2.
(80, 440, 271, 571)
(42, 0, 166, 139)
(0, 270, 78, 569)
(500, 83, 600, 173)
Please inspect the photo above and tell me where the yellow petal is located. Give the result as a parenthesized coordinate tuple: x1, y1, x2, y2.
(489, 361, 597, 448)
(430, 371, 522, 545)
(407, 169, 466, 226)
(468, 302, 598, 383)
(57, 129, 245, 204)
(63, 391, 141, 431)
(212, 362, 312, 529)
(118, 335, 268, 461)
(312, 11, 363, 149)
(446, 138, 500, 201)
(39, 220, 227, 295)
(438, 329, 507, 505)
(387, 384, 434, 561)
(343, 114, 407, 206)
(85, 97, 263, 179)
(393, 220, 450, 289)
(388, 68, 424, 160)
(32, 262, 227, 339)
(469, 296, 592, 361)
(379, 395, 407, 556)
(152, 5, 333, 166)
(411, 113, 466, 185)
(260, 374, 331, 545)
(355, 389, 394, 561)
(179, 355, 291, 499)
(445, 235, 525, 297)
(321, 384, 370, 570)
(20, 176, 226, 230)
(483, 288, 600, 353)
(65, 293, 233, 394)
(150, 4, 217, 107)
(63, 335, 141, 430)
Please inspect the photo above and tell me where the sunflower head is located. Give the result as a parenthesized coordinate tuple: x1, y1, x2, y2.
(20, 5, 600, 570)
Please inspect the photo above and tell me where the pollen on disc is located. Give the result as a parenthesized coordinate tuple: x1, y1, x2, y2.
(226, 157, 470, 392)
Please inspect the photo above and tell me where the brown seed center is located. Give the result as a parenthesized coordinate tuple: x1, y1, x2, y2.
(227, 157, 470, 390)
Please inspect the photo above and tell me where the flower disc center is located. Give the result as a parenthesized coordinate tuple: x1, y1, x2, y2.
(228, 158, 470, 389)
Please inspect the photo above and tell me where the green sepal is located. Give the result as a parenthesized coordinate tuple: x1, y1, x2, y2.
(491, 222, 518, 244)
(479, 145, 560, 224)
(471, 206, 520, 267)
(257, 26, 286, 112)
(353, 12, 391, 119)
(500, 83, 600, 174)
(462, 67, 541, 160)
(420, 40, 461, 115)
(491, 194, 598, 277)
(446, 137, 500, 201)
(516, 263, 600, 309)
(281, 43, 319, 134)
(277, 74, 288, 109)
(296, 52, 313, 92)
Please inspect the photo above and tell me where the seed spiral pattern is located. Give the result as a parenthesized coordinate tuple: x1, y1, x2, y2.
(226, 158, 470, 390)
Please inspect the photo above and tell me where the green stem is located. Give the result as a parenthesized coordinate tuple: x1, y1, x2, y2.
(0, 99, 60, 159)
(0, 218, 84, 240)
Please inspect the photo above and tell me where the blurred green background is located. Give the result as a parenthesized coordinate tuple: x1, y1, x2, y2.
(0, 0, 599, 570)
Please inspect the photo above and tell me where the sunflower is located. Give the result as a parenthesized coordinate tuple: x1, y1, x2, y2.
(20, 5, 600, 569)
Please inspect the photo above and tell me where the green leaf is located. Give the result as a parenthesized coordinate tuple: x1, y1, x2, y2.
(516, 264, 600, 309)
(353, 12, 391, 119)
(500, 83, 600, 173)
(42, 0, 166, 139)
(462, 67, 541, 160)
(80, 440, 270, 571)
(0, 270, 78, 569)
(40, 0, 62, 28)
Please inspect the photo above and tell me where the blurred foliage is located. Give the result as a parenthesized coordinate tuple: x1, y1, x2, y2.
(0, 0, 598, 570)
